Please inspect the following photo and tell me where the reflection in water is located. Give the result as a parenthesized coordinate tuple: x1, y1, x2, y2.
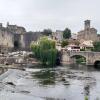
(33, 69, 56, 85)
(30, 64, 99, 100)
(84, 84, 90, 99)
(83, 71, 90, 100)
(33, 68, 70, 86)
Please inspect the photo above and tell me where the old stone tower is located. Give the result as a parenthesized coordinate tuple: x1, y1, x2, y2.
(77, 20, 100, 42)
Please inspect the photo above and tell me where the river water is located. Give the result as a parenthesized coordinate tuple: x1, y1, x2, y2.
(0, 64, 100, 100)
(26, 64, 100, 100)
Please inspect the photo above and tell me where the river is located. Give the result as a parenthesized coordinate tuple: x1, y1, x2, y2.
(0, 64, 100, 100)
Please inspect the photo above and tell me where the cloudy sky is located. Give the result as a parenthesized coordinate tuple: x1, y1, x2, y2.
(0, 0, 99, 33)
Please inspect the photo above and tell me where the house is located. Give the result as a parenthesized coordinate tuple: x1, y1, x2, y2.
(79, 40, 94, 51)
(52, 30, 63, 42)
(66, 44, 80, 52)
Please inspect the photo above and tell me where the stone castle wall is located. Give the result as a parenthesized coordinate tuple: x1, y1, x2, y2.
(0, 23, 41, 52)
(0, 27, 13, 48)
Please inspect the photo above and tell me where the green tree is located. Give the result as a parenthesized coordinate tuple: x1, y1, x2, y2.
(61, 40, 69, 47)
(63, 28, 71, 39)
(93, 41, 100, 52)
(42, 29, 52, 36)
(31, 37, 57, 67)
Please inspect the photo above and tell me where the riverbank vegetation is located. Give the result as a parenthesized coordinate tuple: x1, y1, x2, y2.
(31, 37, 58, 67)
(93, 41, 100, 52)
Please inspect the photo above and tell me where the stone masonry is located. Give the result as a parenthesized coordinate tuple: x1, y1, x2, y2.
(61, 50, 100, 65)
(77, 20, 100, 42)
(0, 22, 41, 52)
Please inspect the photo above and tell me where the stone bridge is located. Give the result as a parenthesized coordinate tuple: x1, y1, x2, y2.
(61, 51, 100, 66)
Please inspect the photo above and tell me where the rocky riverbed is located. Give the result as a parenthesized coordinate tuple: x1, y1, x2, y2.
(0, 65, 100, 100)
(0, 69, 44, 100)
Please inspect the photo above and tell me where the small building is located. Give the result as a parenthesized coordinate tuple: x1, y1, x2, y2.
(66, 44, 80, 52)
(79, 40, 94, 51)
(68, 39, 80, 45)
(53, 30, 63, 42)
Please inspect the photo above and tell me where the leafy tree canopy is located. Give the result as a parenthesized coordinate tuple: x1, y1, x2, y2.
(42, 29, 52, 36)
(63, 28, 71, 39)
(93, 41, 100, 52)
